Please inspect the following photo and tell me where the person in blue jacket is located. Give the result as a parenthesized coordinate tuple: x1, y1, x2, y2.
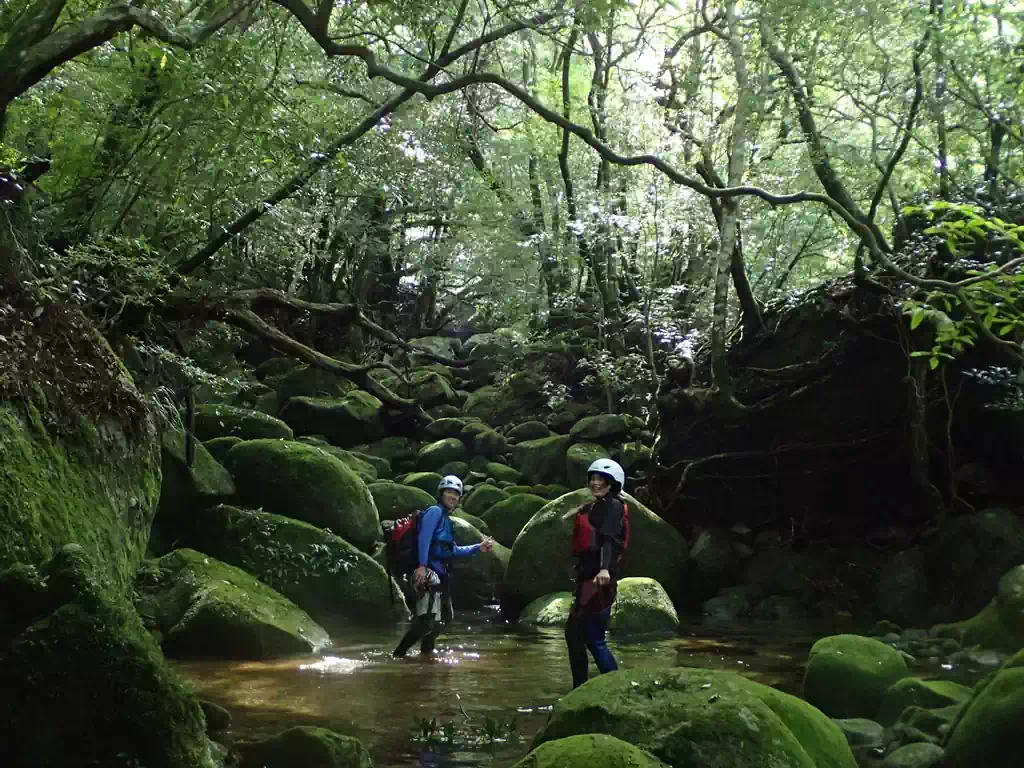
(392, 475, 494, 658)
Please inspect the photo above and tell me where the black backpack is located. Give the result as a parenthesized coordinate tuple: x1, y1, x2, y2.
(381, 510, 424, 585)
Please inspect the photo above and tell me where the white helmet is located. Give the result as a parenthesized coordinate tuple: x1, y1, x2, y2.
(587, 458, 625, 489)
(438, 475, 464, 496)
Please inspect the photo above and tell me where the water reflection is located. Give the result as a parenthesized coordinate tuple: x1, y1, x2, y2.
(174, 610, 828, 767)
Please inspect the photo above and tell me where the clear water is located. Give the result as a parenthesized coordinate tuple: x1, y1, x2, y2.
(174, 608, 834, 768)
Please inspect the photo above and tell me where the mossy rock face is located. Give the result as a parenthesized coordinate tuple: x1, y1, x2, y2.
(0, 547, 211, 768)
(255, 356, 301, 382)
(617, 442, 653, 474)
(275, 365, 358, 408)
(153, 430, 236, 553)
(530, 483, 572, 499)
(424, 417, 468, 440)
(194, 403, 293, 441)
(464, 483, 510, 518)
(349, 450, 393, 480)
(411, 370, 457, 408)
(566, 442, 611, 488)
(520, 592, 574, 626)
(223, 440, 380, 552)
(481, 493, 548, 548)
(512, 734, 668, 768)
(235, 726, 373, 768)
(532, 666, 857, 768)
(880, 743, 944, 768)
(369, 482, 436, 520)
(569, 414, 630, 445)
(354, 437, 420, 473)
(460, 421, 493, 442)
(452, 511, 491, 536)
(135, 549, 328, 659)
(504, 489, 687, 611)
(876, 678, 972, 726)
(934, 600, 1024, 654)
(279, 393, 385, 449)
(402, 471, 444, 498)
(192, 506, 408, 628)
(995, 564, 1024, 636)
(609, 577, 680, 634)
(0, 399, 161, 595)
(803, 634, 911, 719)
(417, 438, 468, 472)
(485, 462, 523, 484)
(474, 429, 510, 458)
(203, 435, 243, 464)
(507, 421, 554, 443)
(449, 517, 510, 608)
(463, 385, 536, 427)
(942, 649, 1024, 768)
(438, 460, 470, 478)
(512, 434, 572, 486)
(296, 438, 378, 484)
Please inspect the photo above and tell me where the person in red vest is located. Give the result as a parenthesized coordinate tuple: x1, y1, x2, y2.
(566, 458, 628, 688)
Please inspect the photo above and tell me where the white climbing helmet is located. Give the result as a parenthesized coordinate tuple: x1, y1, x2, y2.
(587, 458, 625, 489)
(438, 475, 464, 497)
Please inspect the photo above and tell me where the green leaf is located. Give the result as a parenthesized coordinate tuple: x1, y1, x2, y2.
(910, 308, 926, 330)
(929, 357, 940, 370)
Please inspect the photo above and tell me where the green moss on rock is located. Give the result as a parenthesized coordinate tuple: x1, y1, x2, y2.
(507, 421, 553, 443)
(532, 666, 856, 768)
(296, 437, 378, 484)
(279, 393, 385, 448)
(193, 505, 408, 628)
(417, 438, 468, 472)
(402, 471, 444, 498)
(504, 489, 687, 611)
(275, 365, 358, 408)
(803, 634, 910, 719)
(194, 404, 293, 441)
(235, 726, 373, 768)
(224, 439, 380, 552)
(520, 591, 574, 626)
(135, 548, 329, 659)
(203, 436, 243, 464)
(512, 435, 572, 486)
(449, 517, 510, 608)
(942, 649, 1024, 768)
(0, 547, 212, 768)
(424, 417, 469, 440)
(482, 493, 548, 548)
(474, 429, 510, 458)
(485, 461, 522, 484)
(452, 510, 491, 535)
(610, 577, 680, 634)
(369, 482, 436, 519)
(876, 678, 972, 726)
(464, 483, 510, 517)
(512, 734, 668, 768)
(0, 399, 161, 594)
(569, 415, 630, 445)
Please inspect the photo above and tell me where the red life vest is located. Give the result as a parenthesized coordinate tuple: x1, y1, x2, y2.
(572, 500, 630, 556)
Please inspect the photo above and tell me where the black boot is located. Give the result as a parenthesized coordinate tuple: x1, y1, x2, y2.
(393, 615, 434, 658)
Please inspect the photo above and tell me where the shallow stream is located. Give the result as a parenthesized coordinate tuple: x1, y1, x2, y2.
(175, 608, 847, 767)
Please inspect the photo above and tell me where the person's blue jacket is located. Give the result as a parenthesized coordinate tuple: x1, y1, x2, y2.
(417, 504, 480, 576)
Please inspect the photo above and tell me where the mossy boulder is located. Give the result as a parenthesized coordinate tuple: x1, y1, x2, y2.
(876, 678, 972, 726)
(0, 547, 211, 768)
(279, 393, 385, 449)
(449, 517, 510, 608)
(354, 436, 419, 464)
(803, 634, 911, 719)
(412, 370, 457, 408)
(881, 743, 944, 768)
(135, 549, 328, 659)
(934, 566, 1024, 653)
(452, 510, 491, 536)
(688, 527, 741, 603)
(460, 420, 492, 442)
(0, 399, 161, 594)
(223, 440, 380, 552)
(504, 489, 687, 611)
(531, 483, 572, 499)
(569, 414, 630, 445)
(369, 482, 436, 520)
(464, 483, 510, 518)
(463, 384, 535, 427)
(520, 591, 574, 626)
(940, 648, 1024, 768)
(617, 442, 653, 475)
(438, 460, 469, 478)
(295, 438, 378, 484)
(474, 429, 510, 458)
(402, 471, 444, 498)
(349, 450, 393, 480)
(507, 421, 553, 443)
(417, 438, 468, 472)
(255, 356, 301, 382)
(532, 666, 857, 768)
(203, 435, 243, 464)
(485, 462, 522, 484)
(235, 726, 373, 768)
(566, 442, 610, 488)
(512, 734, 668, 768)
(512, 434, 572, 486)
(192, 505, 408, 628)
(424, 417, 469, 440)
(275, 365, 358, 407)
(609, 577, 680, 634)
(194, 404, 293, 441)
(482, 494, 548, 548)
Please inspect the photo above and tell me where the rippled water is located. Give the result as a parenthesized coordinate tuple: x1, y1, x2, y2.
(174, 608, 835, 768)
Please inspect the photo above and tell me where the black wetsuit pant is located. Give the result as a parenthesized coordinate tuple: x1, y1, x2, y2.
(565, 605, 617, 688)
(392, 584, 445, 657)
